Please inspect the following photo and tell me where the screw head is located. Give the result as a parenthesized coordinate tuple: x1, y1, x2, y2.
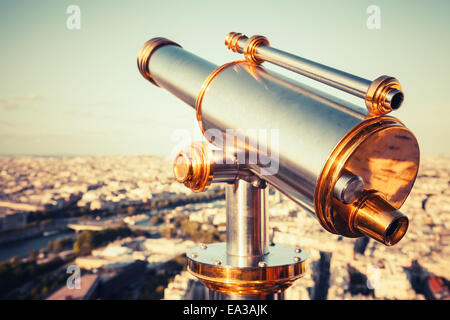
(334, 174, 364, 204)
(191, 253, 198, 258)
(293, 256, 301, 262)
(214, 260, 222, 266)
(295, 248, 302, 253)
(200, 243, 207, 250)
(258, 261, 267, 268)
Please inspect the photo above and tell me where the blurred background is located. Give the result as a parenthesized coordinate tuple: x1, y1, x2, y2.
(0, 0, 448, 300)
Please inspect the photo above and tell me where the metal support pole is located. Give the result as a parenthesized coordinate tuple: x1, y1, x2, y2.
(181, 146, 307, 299)
(226, 179, 268, 267)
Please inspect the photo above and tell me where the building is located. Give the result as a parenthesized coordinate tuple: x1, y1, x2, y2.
(46, 274, 100, 300)
(0, 210, 28, 230)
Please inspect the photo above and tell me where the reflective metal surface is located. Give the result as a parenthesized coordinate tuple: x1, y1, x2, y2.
(333, 172, 365, 204)
(187, 243, 307, 296)
(226, 180, 268, 265)
(315, 116, 419, 243)
(148, 44, 217, 107)
(225, 32, 404, 114)
(200, 61, 363, 215)
(244, 40, 370, 98)
(172, 142, 214, 192)
(211, 150, 241, 183)
(352, 191, 409, 246)
(185, 175, 306, 298)
(137, 38, 181, 87)
(365, 75, 403, 115)
(138, 35, 421, 300)
(138, 37, 420, 246)
(173, 141, 246, 191)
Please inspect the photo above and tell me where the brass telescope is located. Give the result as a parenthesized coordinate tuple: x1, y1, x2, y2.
(137, 33, 420, 299)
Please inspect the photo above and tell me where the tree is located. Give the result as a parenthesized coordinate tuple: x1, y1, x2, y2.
(40, 286, 49, 297)
(9, 256, 21, 267)
(181, 220, 200, 238)
(173, 217, 186, 228)
(39, 248, 47, 258)
(29, 249, 38, 261)
(73, 226, 133, 256)
(151, 214, 164, 226)
(47, 241, 54, 252)
(162, 226, 176, 239)
(73, 230, 94, 256)
(52, 239, 63, 253)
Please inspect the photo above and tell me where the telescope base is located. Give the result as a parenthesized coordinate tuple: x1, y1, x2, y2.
(187, 242, 307, 297)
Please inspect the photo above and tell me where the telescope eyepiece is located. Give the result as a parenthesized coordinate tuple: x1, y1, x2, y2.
(385, 89, 404, 110)
(137, 37, 181, 86)
(352, 191, 409, 246)
(365, 76, 403, 115)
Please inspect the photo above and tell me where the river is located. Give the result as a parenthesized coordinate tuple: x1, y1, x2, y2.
(0, 231, 76, 262)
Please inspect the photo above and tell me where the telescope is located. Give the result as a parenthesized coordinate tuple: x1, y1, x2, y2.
(137, 32, 420, 299)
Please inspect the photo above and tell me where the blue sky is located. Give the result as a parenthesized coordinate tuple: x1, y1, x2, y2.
(0, 0, 449, 156)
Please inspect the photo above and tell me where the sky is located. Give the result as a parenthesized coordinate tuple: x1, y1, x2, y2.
(0, 0, 449, 157)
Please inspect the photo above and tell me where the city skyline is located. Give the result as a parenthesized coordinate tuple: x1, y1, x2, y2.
(0, 154, 448, 300)
(1, 0, 449, 157)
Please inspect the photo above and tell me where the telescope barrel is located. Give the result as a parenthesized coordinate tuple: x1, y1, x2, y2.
(139, 38, 362, 210)
(225, 33, 404, 115)
(138, 38, 217, 107)
(137, 37, 420, 246)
